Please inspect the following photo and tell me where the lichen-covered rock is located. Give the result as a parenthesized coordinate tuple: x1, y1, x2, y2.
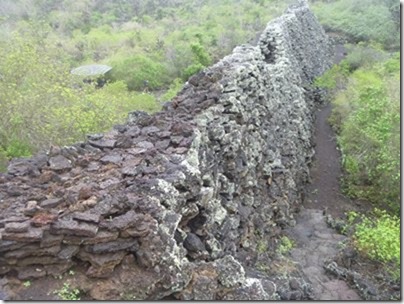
(0, 1, 332, 300)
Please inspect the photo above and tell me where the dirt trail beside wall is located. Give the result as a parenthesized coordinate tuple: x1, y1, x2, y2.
(285, 92, 376, 300)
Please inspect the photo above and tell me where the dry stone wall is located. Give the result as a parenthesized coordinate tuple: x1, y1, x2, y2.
(0, 1, 332, 300)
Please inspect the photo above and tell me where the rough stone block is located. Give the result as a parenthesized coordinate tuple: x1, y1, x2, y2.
(44, 262, 73, 276)
(0, 240, 27, 252)
(40, 232, 64, 248)
(51, 219, 98, 237)
(58, 245, 80, 260)
(40, 198, 63, 209)
(4, 222, 30, 233)
(72, 212, 100, 223)
(84, 239, 138, 254)
(4, 244, 60, 259)
(48, 155, 72, 171)
(82, 230, 119, 245)
(1, 227, 43, 243)
(16, 266, 47, 280)
(89, 139, 116, 149)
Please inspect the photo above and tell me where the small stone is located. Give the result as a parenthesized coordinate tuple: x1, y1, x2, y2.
(51, 219, 98, 237)
(72, 212, 100, 223)
(58, 245, 79, 260)
(99, 210, 142, 231)
(48, 155, 72, 171)
(78, 185, 93, 200)
(89, 139, 116, 149)
(17, 265, 47, 280)
(15, 256, 61, 266)
(82, 230, 119, 245)
(0, 266, 11, 275)
(4, 222, 30, 233)
(40, 198, 63, 209)
(4, 244, 60, 259)
(289, 278, 301, 290)
(2, 227, 43, 242)
(100, 154, 122, 164)
(40, 232, 64, 248)
(44, 262, 73, 276)
(0, 240, 27, 252)
(31, 213, 58, 227)
(23, 200, 42, 216)
(77, 250, 126, 268)
(99, 178, 121, 190)
(85, 239, 138, 254)
(184, 233, 205, 252)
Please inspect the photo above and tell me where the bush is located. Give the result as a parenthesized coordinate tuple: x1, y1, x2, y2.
(161, 78, 184, 102)
(312, 0, 399, 49)
(108, 53, 169, 91)
(320, 52, 400, 211)
(182, 63, 205, 80)
(337, 69, 399, 209)
(0, 30, 160, 158)
(343, 42, 388, 71)
(346, 209, 400, 279)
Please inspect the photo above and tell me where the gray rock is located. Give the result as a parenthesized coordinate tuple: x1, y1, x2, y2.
(48, 155, 72, 171)
(183, 233, 205, 253)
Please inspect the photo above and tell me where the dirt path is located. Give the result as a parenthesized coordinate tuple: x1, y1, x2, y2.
(285, 102, 365, 300)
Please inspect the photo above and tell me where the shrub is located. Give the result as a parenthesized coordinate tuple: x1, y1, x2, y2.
(108, 53, 169, 91)
(347, 209, 400, 279)
(0, 30, 160, 159)
(277, 236, 295, 255)
(312, 0, 399, 49)
(319, 51, 399, 211)
(161, 78, 184, 102)
(182, 63, 205, 80)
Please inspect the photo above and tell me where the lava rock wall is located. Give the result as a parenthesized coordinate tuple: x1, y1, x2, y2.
(0, 1, 332, 300)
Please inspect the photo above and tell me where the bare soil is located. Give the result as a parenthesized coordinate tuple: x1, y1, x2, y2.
(284, 101, 380, 300)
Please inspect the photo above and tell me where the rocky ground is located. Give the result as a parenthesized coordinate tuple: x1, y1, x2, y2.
(284, 101, 400, 301)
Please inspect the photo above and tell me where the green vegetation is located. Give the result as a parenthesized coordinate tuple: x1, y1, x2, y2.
(0, 31, 160, 157)
(277, 236, 294, 255)
(0, 0, 293, 164)
(317, 47, 399, 211)
(23, 281, 31, 288)
(312, 0, 399, 283)
(54, 283, 81, 301)
(346, 210, 400, 279)
(312, 0, 399, 49)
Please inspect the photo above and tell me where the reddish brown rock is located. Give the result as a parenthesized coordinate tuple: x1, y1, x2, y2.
(16, 266, 47, 280)
(44, 262, 73, 276)
(51, 219, 98, 237)
(7, 256, 61, 266)
(78, 185, 93, 200)
(40, 232, 64, 248)
(82, 230, 119, 245)
(77, 251, 126, 278)
(4, 244, 60, 259)
(31, 212, 58, 227)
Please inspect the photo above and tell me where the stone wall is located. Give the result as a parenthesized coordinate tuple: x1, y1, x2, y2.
(0, 1, 332, 300)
